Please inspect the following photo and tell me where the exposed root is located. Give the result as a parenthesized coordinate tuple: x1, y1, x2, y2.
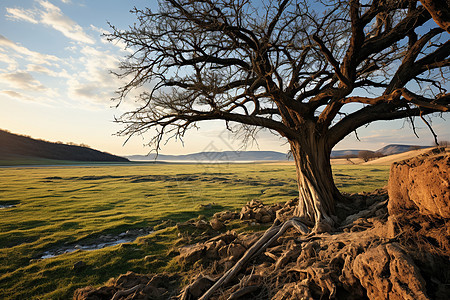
(227, 285, 260, 300)
(198, 217, 309, 300)
(111, 284, 144, 300)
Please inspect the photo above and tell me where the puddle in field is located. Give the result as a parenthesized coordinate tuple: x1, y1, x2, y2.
(0, 204, 16, 209)
(39, 227, 153, 259)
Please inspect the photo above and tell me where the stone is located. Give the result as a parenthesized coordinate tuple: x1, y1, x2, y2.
(261, 214, 272, 223)
(227, 243, 246, 260)
(195, 219, 209, 229)
(210, 218, 225, 231)
(178, 244, 205, 264)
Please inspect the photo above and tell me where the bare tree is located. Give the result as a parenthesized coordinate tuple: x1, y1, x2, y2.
(109, 0, 449, 231)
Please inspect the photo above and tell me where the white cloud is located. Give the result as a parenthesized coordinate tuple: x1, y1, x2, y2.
(0, 34, 59, 65)
(5, 2, 95, 45)
(0, 51, 19, 70)
(63, 44, 130, 104)
(26, 64, 70, 78)
(0, 71, 46, 91)
(1, 90, 33, 101)
(5, 7, 39, 24)
(38, 0, 95, 44)
(2, 1, 137, 108)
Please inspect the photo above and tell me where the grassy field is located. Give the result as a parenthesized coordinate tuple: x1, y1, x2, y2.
(0, 163, 389, 299)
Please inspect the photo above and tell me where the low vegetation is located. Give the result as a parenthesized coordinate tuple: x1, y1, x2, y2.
(0, 163, 389, 299)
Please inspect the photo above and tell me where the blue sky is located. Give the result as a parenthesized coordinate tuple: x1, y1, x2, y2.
(0, 0, 448, 156)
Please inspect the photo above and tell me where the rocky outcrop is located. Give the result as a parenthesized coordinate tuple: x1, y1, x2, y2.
(388, 148, 449, 218)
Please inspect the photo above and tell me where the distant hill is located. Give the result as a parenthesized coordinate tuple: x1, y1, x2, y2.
(128, 144, 430, 162)
(375, 144, 429, 155)
(330, 150, 364, 158)
(0, 129, 128, 163)
(128, 151, 289, 162)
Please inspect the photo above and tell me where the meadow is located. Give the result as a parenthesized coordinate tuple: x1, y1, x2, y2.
(0, 163, 389, 299)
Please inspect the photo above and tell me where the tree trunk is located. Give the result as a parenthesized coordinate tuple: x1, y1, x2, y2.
(289, 135, 340, 232)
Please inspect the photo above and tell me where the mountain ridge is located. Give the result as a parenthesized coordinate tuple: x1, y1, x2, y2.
(127, 144, 429, 162)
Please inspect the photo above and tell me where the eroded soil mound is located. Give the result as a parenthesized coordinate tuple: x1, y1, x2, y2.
(74, 149, 449, 300)
(388, 147, 449, 218)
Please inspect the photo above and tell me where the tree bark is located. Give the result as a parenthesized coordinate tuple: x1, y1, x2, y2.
(419, 0, 450, 33)
(289, 132, 339, 231)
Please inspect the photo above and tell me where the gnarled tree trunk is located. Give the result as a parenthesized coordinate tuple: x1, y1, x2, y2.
(289, 132, 340, 231)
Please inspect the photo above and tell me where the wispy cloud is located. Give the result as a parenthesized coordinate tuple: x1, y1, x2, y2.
(38, 0, 95, 44)
(5, 7, 38, 23)
(65, 45, 128, 104)
(0, 71, 46, 91)
(5, 1, 95, 44)
(1, 90, 33, 101)
(0, 51, 19, 70)
(0, 34, 59, 65)
(26, 64, 70, 78)
(2, 1, 138, 109)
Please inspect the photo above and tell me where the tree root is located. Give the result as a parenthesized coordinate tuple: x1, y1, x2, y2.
(227, 285, 260, 300)
(198, 217, 310, 300)
(111, 284, 144, 300)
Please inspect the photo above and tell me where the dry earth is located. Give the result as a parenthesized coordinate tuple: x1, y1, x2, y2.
(74, 148, 449, 300)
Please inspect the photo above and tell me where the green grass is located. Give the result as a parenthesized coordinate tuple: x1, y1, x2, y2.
(0, 163, 389, 299)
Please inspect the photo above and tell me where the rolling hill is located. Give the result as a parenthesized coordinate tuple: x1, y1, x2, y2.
(0, 129, 128, 163)
(127, 150, 289, 162)
(127, 144, 429, 162)
(376, 144, 429, 155)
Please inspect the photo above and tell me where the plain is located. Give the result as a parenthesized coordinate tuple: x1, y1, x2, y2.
(0, 163, 389, 299)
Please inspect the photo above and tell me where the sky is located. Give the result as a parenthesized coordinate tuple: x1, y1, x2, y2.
(0, 0, 449, 156)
